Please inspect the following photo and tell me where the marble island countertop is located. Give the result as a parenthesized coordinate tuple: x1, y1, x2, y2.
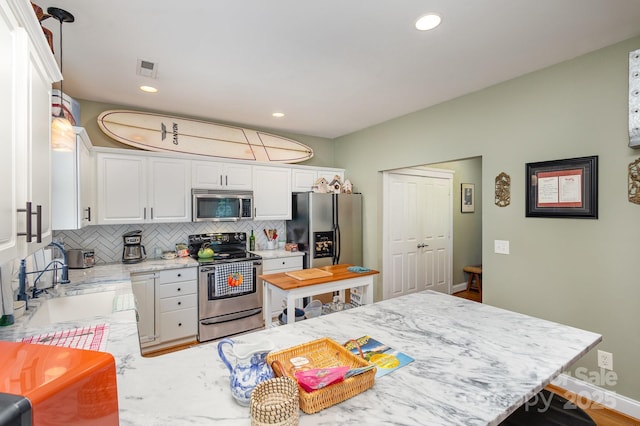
(0, 261, 601, 426)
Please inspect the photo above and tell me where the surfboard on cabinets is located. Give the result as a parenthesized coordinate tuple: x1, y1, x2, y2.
(97, 109, 314, 163)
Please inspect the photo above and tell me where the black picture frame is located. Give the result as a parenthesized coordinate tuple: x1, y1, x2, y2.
(525, 156, 598, 219)
(461, 183, 475, 213)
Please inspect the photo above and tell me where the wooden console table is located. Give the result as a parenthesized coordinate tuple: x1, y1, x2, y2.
(259, 264, 379, 327)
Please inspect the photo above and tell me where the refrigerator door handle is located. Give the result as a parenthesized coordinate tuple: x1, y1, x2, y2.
(333, 194, 339, 264)
(334, 224, 341, 264)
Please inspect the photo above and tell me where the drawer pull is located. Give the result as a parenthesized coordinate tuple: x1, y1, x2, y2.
(177, 288, 181, 292)
(177, 273, 181, 277)
(178, 301, 181, 306)
(178, 323, 182, 327)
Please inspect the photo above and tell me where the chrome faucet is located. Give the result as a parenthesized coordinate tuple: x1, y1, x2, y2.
(16, 242, 70, 310)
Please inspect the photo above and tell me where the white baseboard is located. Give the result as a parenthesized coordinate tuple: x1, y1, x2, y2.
(451, 282, 467, 293)
(552, 373, 640, 420)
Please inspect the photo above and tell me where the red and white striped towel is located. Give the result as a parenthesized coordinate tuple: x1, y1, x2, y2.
(19, 324, 109, 352)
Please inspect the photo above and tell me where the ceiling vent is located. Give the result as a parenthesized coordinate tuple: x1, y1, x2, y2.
(137, 59, 158, 79)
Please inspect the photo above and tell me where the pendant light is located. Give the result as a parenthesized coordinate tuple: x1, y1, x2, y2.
(47, 7, 75, 152)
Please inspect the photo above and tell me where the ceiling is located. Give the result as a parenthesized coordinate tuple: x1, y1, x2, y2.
(36, 0, 640, 139)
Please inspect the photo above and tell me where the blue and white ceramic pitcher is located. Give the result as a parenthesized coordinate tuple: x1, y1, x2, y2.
(217, 338, 275, 405)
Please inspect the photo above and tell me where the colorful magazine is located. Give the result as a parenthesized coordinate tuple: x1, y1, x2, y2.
(344, 335, 414, 378)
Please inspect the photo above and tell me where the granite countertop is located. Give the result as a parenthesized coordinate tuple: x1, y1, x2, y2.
(0, 260, 601, 426)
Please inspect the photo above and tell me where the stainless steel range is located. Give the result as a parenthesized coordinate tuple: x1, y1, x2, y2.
(188, 233, 263, 342)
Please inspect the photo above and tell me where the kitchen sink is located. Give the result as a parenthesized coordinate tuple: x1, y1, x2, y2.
(27, 291, 117, 327)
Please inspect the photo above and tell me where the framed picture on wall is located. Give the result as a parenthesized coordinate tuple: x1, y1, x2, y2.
(461, 183, 475, 213)
(525, 155, 598, 219)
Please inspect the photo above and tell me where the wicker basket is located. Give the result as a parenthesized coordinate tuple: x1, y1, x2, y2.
(266, 337, 376, 414)
(250, 377, 299, 426)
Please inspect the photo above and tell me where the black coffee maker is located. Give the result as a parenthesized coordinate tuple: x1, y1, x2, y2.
(122, 230, 146, 263)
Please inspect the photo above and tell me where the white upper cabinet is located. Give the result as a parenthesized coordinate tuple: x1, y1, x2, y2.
(192, 160, 252, 190)
(97, 153, 147, 224)
(253, 166, 291, 220)
(291, 168, 345, 192)
(52, 128, 96, 230)
(148, 157, 191, 222)
(1, 0, 61, 262)
(97, 152, 191, 224)
(0, 6, 18, 264)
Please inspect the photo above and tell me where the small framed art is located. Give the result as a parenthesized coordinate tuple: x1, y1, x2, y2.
(461, 183, 475, 213)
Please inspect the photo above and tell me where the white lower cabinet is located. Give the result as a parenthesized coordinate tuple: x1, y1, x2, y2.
(131, 267, 197, 353)
(262, 255, 303, 319)
(157, 268, 197, 344)
(131, 273, 157, 345)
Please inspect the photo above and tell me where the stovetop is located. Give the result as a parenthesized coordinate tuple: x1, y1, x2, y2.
(188, 232, 260, 265)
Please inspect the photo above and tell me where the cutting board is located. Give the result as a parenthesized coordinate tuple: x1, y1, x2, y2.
(284, 268, 333, 281)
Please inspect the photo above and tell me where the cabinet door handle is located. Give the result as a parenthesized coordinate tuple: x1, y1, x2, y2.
(17, 202, 33, 242)
(143, 207, 147, 220)
(150, 207, 154, 220)
(220, 175, 223, 186)
(35, 205, 42, 243)
(17, 202, 41, 242)
(225, 175, 228, 186)
(85, 206, 91, 222)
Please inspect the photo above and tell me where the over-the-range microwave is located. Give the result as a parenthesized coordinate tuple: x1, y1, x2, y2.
(192, 189, 253, 222)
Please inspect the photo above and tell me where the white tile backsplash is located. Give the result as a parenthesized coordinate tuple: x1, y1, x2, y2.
(54, 221, 285, 264)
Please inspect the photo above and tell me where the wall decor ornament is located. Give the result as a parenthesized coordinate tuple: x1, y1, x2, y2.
(525, 156, 598, 219)
(494, 172, 511, 207)
(629, 158, 640, 205)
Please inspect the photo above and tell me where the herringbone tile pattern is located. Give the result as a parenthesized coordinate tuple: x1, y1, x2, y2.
(53, 221, 285, 264)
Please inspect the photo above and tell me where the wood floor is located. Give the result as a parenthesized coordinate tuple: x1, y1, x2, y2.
(452, 288, 482, 303)
(451, 290, 639, 425)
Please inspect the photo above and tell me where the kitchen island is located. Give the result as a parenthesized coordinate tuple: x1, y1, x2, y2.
(0, 262, 600, 425)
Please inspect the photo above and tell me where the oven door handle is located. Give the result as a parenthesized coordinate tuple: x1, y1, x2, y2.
(200, 308, 263, 325)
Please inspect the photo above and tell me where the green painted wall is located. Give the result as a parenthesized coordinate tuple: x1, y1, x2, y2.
(75, 99, 336, 167)
(334, 37, 640, 401)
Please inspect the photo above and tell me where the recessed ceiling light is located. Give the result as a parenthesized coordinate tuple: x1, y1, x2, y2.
(140, 85, 158, 93)
(272, 112, 285, 118)
(415, 14, 441, 31)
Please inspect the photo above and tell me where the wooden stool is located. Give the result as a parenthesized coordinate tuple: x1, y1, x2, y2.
(463, 265, 482, 294)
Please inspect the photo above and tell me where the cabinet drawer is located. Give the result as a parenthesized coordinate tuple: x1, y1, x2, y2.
(263, 256, 303, 272)
(157, 267, 197, 284)
(160, 294, 197, 313)
(158, 280, 197, 298)
(160, 308, 197, 342)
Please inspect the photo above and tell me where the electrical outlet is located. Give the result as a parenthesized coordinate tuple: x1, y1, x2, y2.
(494, 240, 510, 254)
(597, 350, 613, 370)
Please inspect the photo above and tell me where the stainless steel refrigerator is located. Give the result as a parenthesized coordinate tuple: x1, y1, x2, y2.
(286, 192, 362, 269)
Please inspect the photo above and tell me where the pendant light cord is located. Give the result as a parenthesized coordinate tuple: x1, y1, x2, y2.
(57, 16, 64, 118)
